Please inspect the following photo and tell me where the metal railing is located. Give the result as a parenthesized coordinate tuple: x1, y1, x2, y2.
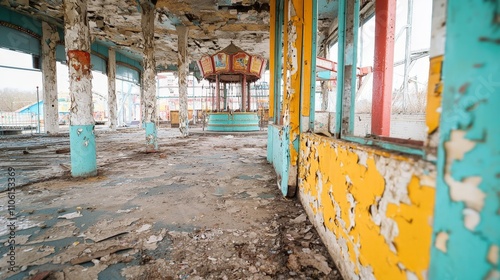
(0, 112, 38, 133)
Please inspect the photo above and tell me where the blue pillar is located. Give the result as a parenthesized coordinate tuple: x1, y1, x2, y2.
(430, 0, 500, 278)
(145, 121, 158, 152)
(70, 125, 97, 177)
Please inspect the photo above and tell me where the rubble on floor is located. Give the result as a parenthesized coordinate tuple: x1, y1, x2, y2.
(0, 128, 342, 279)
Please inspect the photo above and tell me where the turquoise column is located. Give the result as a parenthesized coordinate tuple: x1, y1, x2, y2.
(430, 0, 500, 278)
(70, 125, 97, 177)
(145, 122, 158, 152)
(64, 0, 97, 177)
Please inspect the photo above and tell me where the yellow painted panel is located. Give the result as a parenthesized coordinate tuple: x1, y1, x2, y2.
(269, 1, 276, 119)
(299, 134, 436, 279)
(287, 0, 304, 166)
(426, 55, 444, 134)
(301, 1, 313, 116)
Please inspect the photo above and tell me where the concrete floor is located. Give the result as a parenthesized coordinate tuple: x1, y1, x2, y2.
(0, 128, 341, 279)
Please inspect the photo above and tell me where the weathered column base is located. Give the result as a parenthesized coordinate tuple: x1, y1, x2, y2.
(70, 125, 97, 177)
(145, 122, 158, 152)
(179, 122, 189, 138)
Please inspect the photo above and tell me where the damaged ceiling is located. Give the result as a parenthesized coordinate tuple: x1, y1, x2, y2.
(0, 0, 348, 69)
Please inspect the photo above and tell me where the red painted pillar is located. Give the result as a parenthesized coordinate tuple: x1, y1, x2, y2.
(371, 0, 396, 136)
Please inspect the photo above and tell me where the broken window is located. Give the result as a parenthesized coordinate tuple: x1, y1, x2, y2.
(316, 0, 433, 153)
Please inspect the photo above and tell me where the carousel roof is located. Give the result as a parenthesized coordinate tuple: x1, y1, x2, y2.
(197, 42, 267, 83)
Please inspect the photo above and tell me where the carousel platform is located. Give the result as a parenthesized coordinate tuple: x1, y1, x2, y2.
(206, 112, 260, 132)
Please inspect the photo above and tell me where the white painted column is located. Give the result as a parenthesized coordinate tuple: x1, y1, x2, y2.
(107, 48, 117, 130)
(176, 25, 189, 137)
(63, 0, 97, 177)
(41, 21, 59, 134)
(140, 0, 158, 151)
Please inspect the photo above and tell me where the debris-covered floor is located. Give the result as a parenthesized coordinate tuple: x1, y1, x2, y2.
(0, 128, 342, 280)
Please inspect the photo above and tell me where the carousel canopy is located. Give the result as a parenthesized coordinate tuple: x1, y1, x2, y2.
(197, 42, 267, 83)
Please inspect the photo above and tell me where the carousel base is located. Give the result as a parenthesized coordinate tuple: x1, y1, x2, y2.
(206, 112, 260, 132)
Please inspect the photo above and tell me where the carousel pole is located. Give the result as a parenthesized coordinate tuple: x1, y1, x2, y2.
(247, 81, 251, 111)
(223, 83, 228, 110)
(216, 75, 220, 111)
(242, 74, 247, 112)
(211, 83, 215, 111)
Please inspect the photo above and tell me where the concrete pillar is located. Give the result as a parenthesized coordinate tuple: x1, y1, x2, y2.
(371, 0, 396, 136)
(320, 48, 330, 111)
(107, 48, 117, 131)
(140, 0, 158, 151)
(63, 0, 97, 177)
(215, 75, 220, 111)
(176, 25, 189, 137)
(341, 0, 359, 135)
(41, 21, 59, 134)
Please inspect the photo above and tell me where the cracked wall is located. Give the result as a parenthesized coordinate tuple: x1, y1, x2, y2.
(429, 0, 500, 278)
(298, 134, 436, 280)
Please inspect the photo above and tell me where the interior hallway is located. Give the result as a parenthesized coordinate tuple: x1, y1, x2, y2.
(0, 128, 341, 279)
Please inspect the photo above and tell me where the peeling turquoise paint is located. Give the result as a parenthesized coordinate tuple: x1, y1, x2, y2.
(144, 121, 158, 152)
(268, 124, 289, 196)
(430, 0, 500, 278)
(70, 125, 97, 177)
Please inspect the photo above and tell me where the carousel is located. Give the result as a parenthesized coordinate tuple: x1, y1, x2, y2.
(197, 42, 267, 132)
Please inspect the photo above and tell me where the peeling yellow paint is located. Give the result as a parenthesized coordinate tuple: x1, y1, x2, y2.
(426, 55, 444, 135)
(285, 0, 303, 170)
(299, 133, 436, 280)
(269, 0, 276, 119)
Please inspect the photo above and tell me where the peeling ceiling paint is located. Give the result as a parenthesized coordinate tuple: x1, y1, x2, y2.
(1, 0, 337, 69)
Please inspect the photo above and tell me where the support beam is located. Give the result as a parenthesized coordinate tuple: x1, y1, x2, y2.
(63, 0, 96, 177)
(247, 81, 251, 112)
(223, 83, 228, 110)
(141, 0, 158, 151)
(335, 0, 346, 137)
(342, 0, 359, 135)
(320, 47, 330, 111)
(371, 0, 396, 136)
(216, 74, 220, 111)
(107, 48, 117, 131)
(41, 21, 59, 134)
(242, 75, 247, 112)
(269, 0, 276, 120)
(430, 0, 500, 277)
(176, 25, 189, 137)
(425, 0, 446, 153)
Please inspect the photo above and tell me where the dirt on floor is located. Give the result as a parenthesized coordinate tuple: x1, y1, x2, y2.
(0, 128, 342, 280)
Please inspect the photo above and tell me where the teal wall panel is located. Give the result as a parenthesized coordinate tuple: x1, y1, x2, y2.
(0, 25, 40, 56)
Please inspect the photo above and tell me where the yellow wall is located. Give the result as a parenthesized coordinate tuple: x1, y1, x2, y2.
(299, 133, 436, 280)
(284, 0, 305, 180)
